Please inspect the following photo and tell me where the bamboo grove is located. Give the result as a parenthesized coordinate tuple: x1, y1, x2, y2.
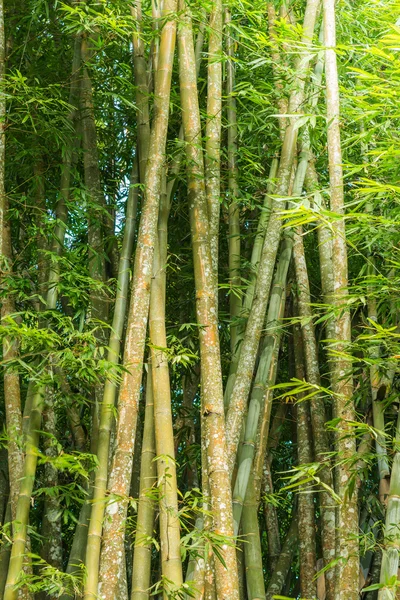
(1, 0, 400, 598)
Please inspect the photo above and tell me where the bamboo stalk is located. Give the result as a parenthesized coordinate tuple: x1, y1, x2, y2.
(178, 1, 239, 595)
(293, 319, 317, 599)
(323, 0, 359, 596)
(241, 281, 286, 600)
(205, 0, 222, 302)
(131, 371, 157, 600)
(379, 452, 400, 600)
(232, 237, 291, 534)
(223, 158, 279, 410)
(225, 7, 241, 354)
(242, 469, 265, 600)
(84, 152, 140, 598)
(293, 226, 336, 598)
(265, 512, 298, 600)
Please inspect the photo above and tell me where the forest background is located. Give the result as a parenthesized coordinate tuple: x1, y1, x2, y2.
(1, 0, 400, 599)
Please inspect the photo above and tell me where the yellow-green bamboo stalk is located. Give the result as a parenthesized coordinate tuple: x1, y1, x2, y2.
(178, 1, 239, 595)
(293, 319, 317, 599)
(232, 236, 291, 534)
(225, 7, 241, 354)
(265, 514, 298, 600)
(378, 451, 400, 600)
(205, 0, 222, 299)
(131, 370, 157, 600)
(150, 238, 183, 596)
(323, 0, 358, 596)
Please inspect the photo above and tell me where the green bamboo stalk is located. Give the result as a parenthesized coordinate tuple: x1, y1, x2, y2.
(265, 513, 298, 600)
(178, 1, 239, 595)
(323, 1, 359, 596)
(223, 158, 279, 410)
(293, 319, 317, 600)
(378, 452, 400, 600)
(205, 0, 222, 300)
(241, 282, 286, 600)
(242, 469, 265, 600)
(131, 370, 157, 600)
(232, 236, 291, 534)
(293, 226, 336, 599)
(225, 7, 241, 354)
(224, 0, 321, 473)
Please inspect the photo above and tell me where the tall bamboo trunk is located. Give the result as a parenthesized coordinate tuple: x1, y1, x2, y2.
(149, 237, 183, 596)
(293, 226, 336, 599)
(323, 0, 359, 596)
(225, 7, 241, 354)
(223, 158, 278, 410)
(205, 0, 222, 300)
(178, 2, 239, 596)
(293, 319, 317, 599)
(131, 371, 157, 600)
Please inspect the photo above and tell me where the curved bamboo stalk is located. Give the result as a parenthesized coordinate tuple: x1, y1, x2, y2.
(232, 236, 291, 534)
(224, 0, 321, 473)
(178, 1, 239, 596)
(223, 158, 279, 409)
